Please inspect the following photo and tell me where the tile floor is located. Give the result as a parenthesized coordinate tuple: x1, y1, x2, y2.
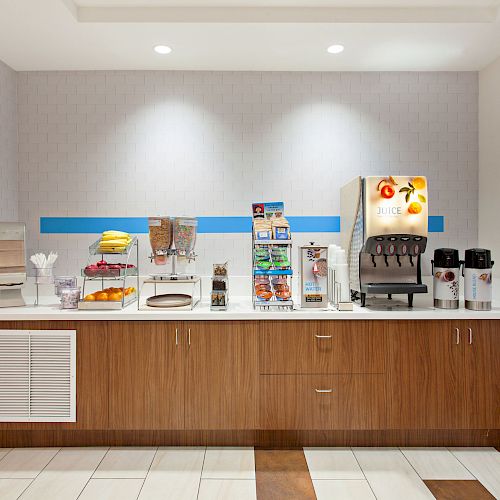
(0, 446, 496, 499)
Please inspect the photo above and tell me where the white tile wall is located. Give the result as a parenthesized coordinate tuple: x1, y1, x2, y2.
(15, 70, 478, 275)
(0, 60, 18, 221)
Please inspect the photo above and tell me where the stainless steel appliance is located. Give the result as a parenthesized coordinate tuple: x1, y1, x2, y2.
(432, 248, 460, 309)
(299, 243, 328, 308)
(463, 248, 494, 311)
(0, 222, 27, 307)
(341, 176, 429, 307)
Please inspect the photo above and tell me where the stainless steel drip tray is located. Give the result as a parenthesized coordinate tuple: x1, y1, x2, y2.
(361, 283, 428, 294)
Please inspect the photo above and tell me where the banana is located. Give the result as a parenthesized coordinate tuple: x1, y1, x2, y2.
(102, 230, 129, 237)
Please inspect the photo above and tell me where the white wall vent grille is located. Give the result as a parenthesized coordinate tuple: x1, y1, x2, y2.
(0, 330, 76, 422)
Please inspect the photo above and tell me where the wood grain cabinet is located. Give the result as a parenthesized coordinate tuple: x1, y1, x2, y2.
(460, 321, 500, 429)
(259, 321, 386, 430)
(260, 374, 385, 430)
(184, 321, 258, 429)
(259, 321, 385, 374)
(0, 321, 109, 431)
(107, 321, 258, 430)
(108, 321, 184, 430)
(387, 320, 500, 430)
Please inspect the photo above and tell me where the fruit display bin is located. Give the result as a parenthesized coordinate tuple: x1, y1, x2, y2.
(82, 266, 138, 279)
(78, 292, 137, 310)
(89, 237, 136, 255)
(81, 236, 140, 310)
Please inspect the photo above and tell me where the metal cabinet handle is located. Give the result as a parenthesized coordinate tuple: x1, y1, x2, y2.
(175, 328, 178, 346)
(455, 328, 460, 345)
(468, 327, 473, 345)
(315, 334, 332, 339)
(188, 328, 191, 347)
(315, 389, 333, 393)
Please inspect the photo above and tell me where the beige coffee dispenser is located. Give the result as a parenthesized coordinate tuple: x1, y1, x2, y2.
(0, 222, 27, 307)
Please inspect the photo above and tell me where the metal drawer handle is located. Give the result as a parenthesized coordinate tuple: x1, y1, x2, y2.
(455, 328, 460, 345)
(315, 335, 332, 339)
(468, 327, 473, 345)
(315, 389, 333, 393)
(175, 328, 179, 346)
(188, 328, 191, 347)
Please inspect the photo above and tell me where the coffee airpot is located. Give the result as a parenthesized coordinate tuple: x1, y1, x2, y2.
(432, 248, 461, 309)
(463, 248, 494, 311)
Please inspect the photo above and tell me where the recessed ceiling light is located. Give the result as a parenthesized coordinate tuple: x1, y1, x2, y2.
(327, 44, 345, 54)
(154, 45, 172, 55)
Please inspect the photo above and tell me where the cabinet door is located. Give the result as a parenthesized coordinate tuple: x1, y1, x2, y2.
(260, 374, 385, 430)
(463, 321, 500, 429)
(259, 321, 385, 374)
(386, 320, 465, 429)
(108, 321, 184, 429)
(184, 321, 258, 429)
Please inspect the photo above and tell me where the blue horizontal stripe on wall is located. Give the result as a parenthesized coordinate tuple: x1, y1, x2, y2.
(40, 215, 445, 234)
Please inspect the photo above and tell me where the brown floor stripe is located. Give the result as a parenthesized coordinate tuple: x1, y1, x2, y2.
(424, 480, 495, 500)
(255, 450, 316, 500)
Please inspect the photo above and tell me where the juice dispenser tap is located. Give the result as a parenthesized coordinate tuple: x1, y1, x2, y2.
(340, 176, 429, 307)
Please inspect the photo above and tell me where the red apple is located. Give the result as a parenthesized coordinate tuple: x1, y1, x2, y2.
(381, 184, 395, 199)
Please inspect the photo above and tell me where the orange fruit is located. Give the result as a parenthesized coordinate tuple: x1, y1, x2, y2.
(108, 292, 122, 301)
(408, 202, 423, 214)
(84, 294, 95, 301)
(95, 292, 108, 301)
(412, 177, 426, 190)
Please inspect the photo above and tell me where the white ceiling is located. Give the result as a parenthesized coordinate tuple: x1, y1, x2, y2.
(74, 0, 500, 6)
(0, 0, 499, 71)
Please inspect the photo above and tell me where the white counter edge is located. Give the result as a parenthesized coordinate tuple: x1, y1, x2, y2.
(0, 297, 499, 321)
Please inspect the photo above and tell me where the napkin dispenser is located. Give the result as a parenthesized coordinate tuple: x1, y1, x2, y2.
(0, 222, 26, 307)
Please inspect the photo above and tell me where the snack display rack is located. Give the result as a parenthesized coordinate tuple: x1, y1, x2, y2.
(78, 237, 140, 310)
(252, 236, 294, 311)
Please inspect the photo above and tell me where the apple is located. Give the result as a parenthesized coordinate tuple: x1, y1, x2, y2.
(96, 260, 107, 267)
(381, 184, 395, 199)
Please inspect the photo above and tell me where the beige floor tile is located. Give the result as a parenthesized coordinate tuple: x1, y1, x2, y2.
(450, 447, 500, 498)
(313, 479, 376, 500)
(0, 448, 60, 479)
(304, 447, 364, 480)
(401, 448, 474, 480)
(93, 447, 156, 479)
(0, 449, 12, 461)
(138, 447, 205, 500)
(198, 479, 256, 500)
(353, 448, 435, 500)
(202, 447, 255, 480)
(18, 447, 108, 500)
(0, 479, 32, 500)
(79, 478, 144, 500)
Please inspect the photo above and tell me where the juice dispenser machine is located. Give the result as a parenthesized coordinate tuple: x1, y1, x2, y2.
(340, 176, 429, 307)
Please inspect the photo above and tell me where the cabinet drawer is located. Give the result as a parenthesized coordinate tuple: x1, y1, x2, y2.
(259, 321, 385, 374)
(260, 374, 385, 430)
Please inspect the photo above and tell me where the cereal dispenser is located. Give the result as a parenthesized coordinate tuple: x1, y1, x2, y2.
(144, 216, 201, 309)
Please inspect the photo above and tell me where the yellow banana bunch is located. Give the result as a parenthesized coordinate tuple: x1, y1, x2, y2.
(98, 230, 131, 252)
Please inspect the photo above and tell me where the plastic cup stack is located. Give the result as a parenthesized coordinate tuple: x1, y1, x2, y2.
(328, 245, 350, 304)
